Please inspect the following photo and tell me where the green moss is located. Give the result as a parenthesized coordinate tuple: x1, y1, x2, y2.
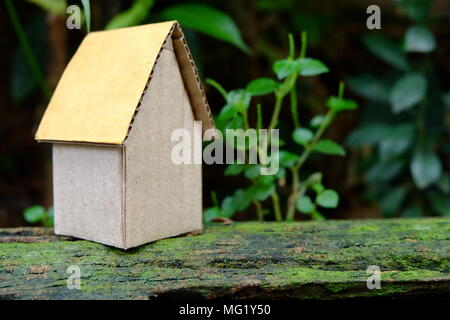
(348, 225, 380, 232)
(1, 218, 449, 299)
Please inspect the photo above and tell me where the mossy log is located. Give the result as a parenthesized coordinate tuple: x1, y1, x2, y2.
(0, 218, 449, 300)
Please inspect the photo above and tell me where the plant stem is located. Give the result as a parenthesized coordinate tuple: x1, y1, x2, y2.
(290, 84, 300, 128)
(269, 74, 298, 130)
(299, 31, 307, 59)
(5, 0, 51, 100)
(211, 191, 219, 207)
(286, 168, 299, 221)
(288, 33, 295, 59)
(268, 93, 284, 130)
(285, 108, 337, 220)
(206, 78, 228, 101)
(271, 191, 282, 221)
(256, 103, 263, 129)
(253, 200, 264, 221)
(242, 110, 250, 130)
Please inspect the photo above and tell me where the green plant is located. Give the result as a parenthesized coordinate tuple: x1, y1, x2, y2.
(106, 1, 249, 52)
(23, 205, 54, 227)
(346, 0, 449, 217)
(204, 32, 358, 222)
(6, 0, 51, 101)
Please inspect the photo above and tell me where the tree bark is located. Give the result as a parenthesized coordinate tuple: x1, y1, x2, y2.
(0, 218, 449, 300)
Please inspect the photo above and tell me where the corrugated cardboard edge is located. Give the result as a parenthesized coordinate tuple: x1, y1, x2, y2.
(36, 21, 215, 145)
(121, 146, 127, 248)
(123, 21, 215, 144)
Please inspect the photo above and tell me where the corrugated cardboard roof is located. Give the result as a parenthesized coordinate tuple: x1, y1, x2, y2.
(35, 21, 214, 145)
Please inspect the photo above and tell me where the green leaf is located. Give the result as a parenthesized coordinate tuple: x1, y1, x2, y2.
(292, 128, 313, 145)
(378, 124, 414, 161)
(246, 78, 279, 96)
(404, 25, 436, 53)
(204, 207, 222, 223)
(221, 196, 237, 218)
(247, 179, 275, 201)
(222, 115, 243, 131)
(326, 96, 358, 111)
(311, 183, 325, 194)
(105, 0, 154, 30)
(390, 73, 427, 113)
(410, 148, 442, 189)
(345, 124, 392, 146)
(161, 4, 250, 53)
(362, 34, 410, 70)
(306, 172, 323, 184)
(45, 206, 54, 227)
(366, 159, 405, 183)
(224, 163, 245, 176)
(233, 189, 252, 211)
(278, 151, 300, 167)
(316, 189, 339, 208)
(273, 59, 298, 79)
(81, 0, 91, 33)
(25, 0, 67, 16)
(296, 196, 315, 213)
(227, 90, 252, 112)
(24, 205, 46, 223)
(314, 140, 346, 156)
(244, 165, 261, 180)
(347, 74, 390, 104)
(426, 192, 450, 216)
(310, 115, 325, 128)
(218, 104, 237, 121)
(395, 0, 430, 23)
(297, 58, 329, 76)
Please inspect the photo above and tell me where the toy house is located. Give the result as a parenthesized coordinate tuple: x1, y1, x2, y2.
(35, 21, 214, 249)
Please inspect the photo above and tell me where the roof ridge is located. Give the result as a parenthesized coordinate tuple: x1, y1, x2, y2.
(123, 22, 215, 144)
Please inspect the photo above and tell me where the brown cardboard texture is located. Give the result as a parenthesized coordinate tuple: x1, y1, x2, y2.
(36, 22, 212, 249)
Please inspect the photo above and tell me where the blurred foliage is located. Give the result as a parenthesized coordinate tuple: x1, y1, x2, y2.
(204, 33, 358, 222)
(347, 0, 449, 217)
(25, 0, 67, 16)
(105, 0, 153, 30)
(161, 4, 250, 53)
(81, 0, 91, 32)
(23, 205, 54, 226)
(3, 0, 449, 226)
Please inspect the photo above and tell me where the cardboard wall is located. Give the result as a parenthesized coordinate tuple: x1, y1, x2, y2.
(124, 38, 202, 248)
(52, 144, 125, 248)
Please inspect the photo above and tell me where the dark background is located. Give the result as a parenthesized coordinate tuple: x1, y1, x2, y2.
(1, 0, 449, 226)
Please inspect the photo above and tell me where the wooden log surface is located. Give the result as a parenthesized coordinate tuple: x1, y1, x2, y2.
(0, 218, 449, 300)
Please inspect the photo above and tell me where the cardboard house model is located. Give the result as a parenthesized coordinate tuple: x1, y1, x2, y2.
(35, 21, 214, 249)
